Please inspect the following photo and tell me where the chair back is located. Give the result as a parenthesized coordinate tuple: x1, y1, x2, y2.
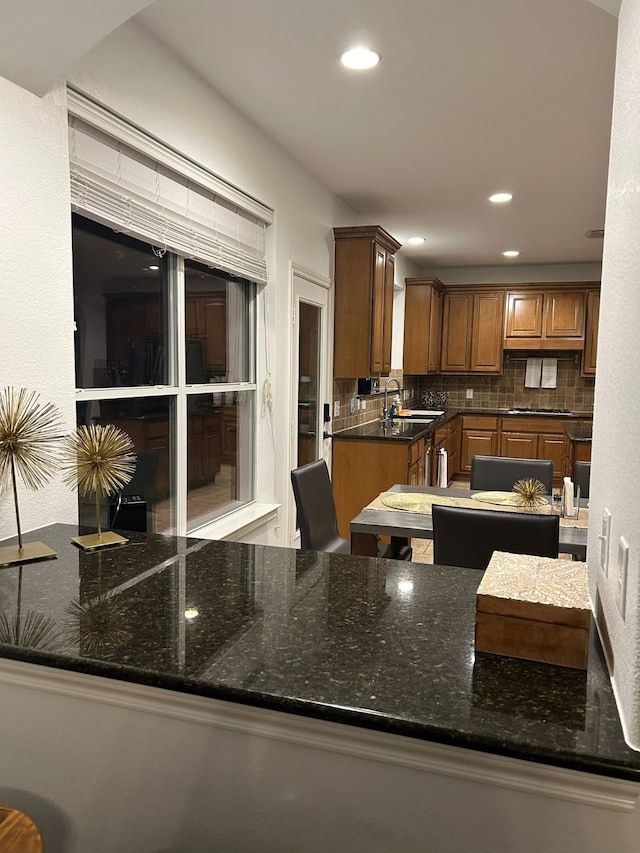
(432, 504, 559, 570)
(574, 460, 590, 499)
(470, 455, 554, 494)
(290, 459, 350, 554)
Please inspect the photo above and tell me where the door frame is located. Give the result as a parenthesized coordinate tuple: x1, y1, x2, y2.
(288, 262, 333, 547)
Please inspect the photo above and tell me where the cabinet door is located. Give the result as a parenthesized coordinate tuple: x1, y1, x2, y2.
(538, 433, 566, 488)
(381, 251, 395, 374)
(471, 292, 504, 373)
(581, 290, 600, 376)
(544, 291, 585, 338)
(369, 243, 387, 375)
(441, 293, 473, 371)
(461, 430, 497, 472)
(447, 418, 460, 478)
(403, 280, 442, 375)
(505, 293, 543, 338)
(500, 432, 538, 458)
(428, 288, 443, 372)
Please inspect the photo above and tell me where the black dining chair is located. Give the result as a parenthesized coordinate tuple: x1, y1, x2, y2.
(291, 459, 412, 560)
(470, 455, 554, 494)
(432, 504, 559, 570)
(574, 460, 590, 499)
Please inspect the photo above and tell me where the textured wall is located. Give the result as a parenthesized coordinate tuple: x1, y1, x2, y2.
(588, 0, 640, 749)
(0, 78, 77, 539)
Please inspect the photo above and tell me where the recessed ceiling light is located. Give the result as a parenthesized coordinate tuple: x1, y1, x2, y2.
(407, 237, 425, 245)
(185, 608, 199, 620)
(502, 250, 520, 258)
(489, 193, 513, 203)
(340, 46, 381, 70)
(148, 264, 160, 271)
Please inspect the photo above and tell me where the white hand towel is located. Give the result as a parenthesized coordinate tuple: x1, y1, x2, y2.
(524, 358, 542, 388)
(541, 358, 558, 388)
(438, 449, 448, 487)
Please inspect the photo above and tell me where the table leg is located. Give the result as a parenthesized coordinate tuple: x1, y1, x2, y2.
(350, 532, 379, 557)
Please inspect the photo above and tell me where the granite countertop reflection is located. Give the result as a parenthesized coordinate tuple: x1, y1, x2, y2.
(0, 523, 638, 783)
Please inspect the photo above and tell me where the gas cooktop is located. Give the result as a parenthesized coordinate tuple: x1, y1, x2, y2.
(507, 407, 571, 415)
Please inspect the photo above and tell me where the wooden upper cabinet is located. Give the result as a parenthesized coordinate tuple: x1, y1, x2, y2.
(505, 293, 544, 338)
(402, 278, 443, 374)
(333, 226, 401, 378)
(581, 290, 600, 376)
(441, 292, 473, 371)
(471, 292, 505, 372)
(544, 291, 585, 338)
(505, 287, 587, 349)
(441, 291, 504, 374)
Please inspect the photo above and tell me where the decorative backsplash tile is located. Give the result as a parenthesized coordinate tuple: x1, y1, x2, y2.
(331, 353, 594, 432)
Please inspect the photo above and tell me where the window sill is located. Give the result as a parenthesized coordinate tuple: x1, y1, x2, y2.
(190, 502, 280, 542)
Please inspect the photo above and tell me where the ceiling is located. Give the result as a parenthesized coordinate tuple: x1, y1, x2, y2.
(0, 0, 620, 271)
(134, 0, 619, 270)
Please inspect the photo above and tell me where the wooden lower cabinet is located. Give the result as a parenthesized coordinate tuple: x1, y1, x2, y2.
(563, 432, 592, 480)
(460, 416, 499, 473)
(332, 434, 432, 540)
(447, 417, 461, 479)
(498, 417, 569, 489)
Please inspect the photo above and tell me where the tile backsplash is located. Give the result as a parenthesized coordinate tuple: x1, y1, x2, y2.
(332, 353, 594, 433)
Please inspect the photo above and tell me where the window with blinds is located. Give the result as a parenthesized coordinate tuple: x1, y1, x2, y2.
(69, 90, 263, 537)
(67, 89, 271, 283)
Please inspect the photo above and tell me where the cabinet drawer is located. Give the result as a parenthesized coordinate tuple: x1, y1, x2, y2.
(461, 416, 498, 430)
(501, 416, 565, 434)
(408, 438, 425, 465)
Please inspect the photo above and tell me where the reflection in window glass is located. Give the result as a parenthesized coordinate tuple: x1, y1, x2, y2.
(72, 215, 168, 389)
(187, 391, 254, 530)
(185, 261, 251, 384)
(76, 397, 175, 535)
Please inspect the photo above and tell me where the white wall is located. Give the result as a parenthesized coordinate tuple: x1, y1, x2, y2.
(0, 18, 366, 544)
(0, 78, 77, 538)
(2, 662, 639, 853)
(417, 263, 602, 285)
(588, 0, 640, 749)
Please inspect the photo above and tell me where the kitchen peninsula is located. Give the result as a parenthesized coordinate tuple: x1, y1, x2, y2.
(332, 408, 592, 539)
(0, 524, 638, 852)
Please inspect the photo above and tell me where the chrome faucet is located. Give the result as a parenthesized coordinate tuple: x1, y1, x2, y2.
(382, 377, 401, 421)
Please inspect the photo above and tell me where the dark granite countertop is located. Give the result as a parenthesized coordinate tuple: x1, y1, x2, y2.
(563, 421, 593, 442)
(333, 419, 437, 441)
(0, 523, 638, 783)
(334, 408, 593, 442)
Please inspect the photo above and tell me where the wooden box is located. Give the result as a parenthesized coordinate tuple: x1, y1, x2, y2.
(475, 552, 591, 669)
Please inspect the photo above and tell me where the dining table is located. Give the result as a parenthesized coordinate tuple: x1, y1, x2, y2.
(349, 483, 588, 561)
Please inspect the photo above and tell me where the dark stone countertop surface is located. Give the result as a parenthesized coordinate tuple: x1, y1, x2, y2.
(334, 408, 593, 442)
(0, 524, 638, 782)
(563, 421, 594, 442)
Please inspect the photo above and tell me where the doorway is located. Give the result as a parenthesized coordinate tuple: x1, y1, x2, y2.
(290, 267, 332, 544)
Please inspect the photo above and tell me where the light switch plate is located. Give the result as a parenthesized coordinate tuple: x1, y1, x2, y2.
(599, 508, 611, 576)
(616, 536, 629, 618)
(333, 400, 340, 418)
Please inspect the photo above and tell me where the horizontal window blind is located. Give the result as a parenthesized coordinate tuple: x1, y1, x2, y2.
(68, 98, 270, 284)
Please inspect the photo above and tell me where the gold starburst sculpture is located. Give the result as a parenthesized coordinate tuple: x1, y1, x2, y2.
(512, 477, 547, 509)
(61, 424, 136, 550)
(0, 387, 63, 566)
